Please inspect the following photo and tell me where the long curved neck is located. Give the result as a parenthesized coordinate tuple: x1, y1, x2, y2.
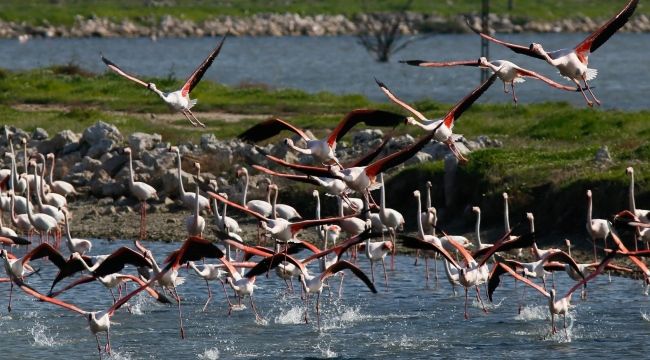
(222, 201, 228, 226)
(212, 199, 221, 219)
(188, 261, 206, 276)
(48, 155, 55, 185)
(629, 172, 637, 212)
(314, 194, 321, 220)
(416, 195, 425, 238)
(265, 184, 271, 203)
(127, 152, 135, 188)
(380, 174, 386, 210)
(10, 156, 17, 191)
(22, 142, 27, 175)
(529, 216, 535, 233)
(271, 187, 278, 220)
(148, 254, 161, 275)
(426, 185, 432, 209)
(25, 182, 36, 224)
(193, 187, 200, 224)
(176, 152, 186, 197)
(475, 212, 482, 246)
(63, 213, 73, 242)
(587, 196, 593, 222)
(241, 172, 249, 205)
(503, 197, 511, 232)
(10, 196, 19, 224)
(337, 196, 344, 217)
(33, 164, 45, 208)
(39, 161, 47, 199)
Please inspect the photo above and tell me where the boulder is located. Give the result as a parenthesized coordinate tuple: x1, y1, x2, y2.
(128, 132, 162, 155)
(32, 127, 49, 141)
(86, 138, 116, 158)
(81, 121, 123, 146)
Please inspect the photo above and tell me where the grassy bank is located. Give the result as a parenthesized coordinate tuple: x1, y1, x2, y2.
(2, 66, 650, 241)
(2, 1, 647, 26)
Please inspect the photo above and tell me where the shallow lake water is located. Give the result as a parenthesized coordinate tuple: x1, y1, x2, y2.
(1, 239, 649, 359)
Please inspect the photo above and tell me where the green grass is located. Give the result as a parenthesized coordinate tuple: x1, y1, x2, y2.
(3, 66, 650, 239)
(1, 0, 646, 26)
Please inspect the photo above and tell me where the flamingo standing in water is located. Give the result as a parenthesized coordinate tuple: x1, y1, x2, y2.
(401, 57, 581, 104)
(586, 189, 611, 260)
(124, 147, 158, 240)
(169, 147, 209, 211)
(468, 0, 639, 106)
(626, 167, 650, 223)
(377, 173, 404, 269)
(375, 73, 497, 163)
(238, 109, 405, 165)
(101, 36, 226, 127)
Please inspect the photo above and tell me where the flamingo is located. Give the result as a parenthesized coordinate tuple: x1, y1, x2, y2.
(238, 109, 405, 165)
(0, 244, 63, 311)
(24, 172, 58, 244)
(101, 36, 226, 127)
(169, 147, 209, 211)
(626, 167, 650, 223)
(9, 192, 33, 236)
(252, 252, 377, 328)
(31, 159, 65, 225)
(237, 167, 272, 217)
(468, 0, 639, 106)
(208, 190, 355, 244)
(489, 250, 617, 334)
(46, 153, 77, 197)
(4, 152, 27, 214)
(471, 206, 492, 250)
(15, 272, 164, 356)
(400, 57, 581, 104)
(586, 189, 611, 260)
(212, 194, 242, 239)
(124, 147, 158, 240)
(0, 206, 18, 238)
(36, 154, 67, 209)
(421, 181, 437, 236)
(187, 261, 235, 312)
(375, 73, 497, 163)
(20, 139, 37, 192)
(377, 173, 404, 269)
(266, 130, 436, 203)
(185, 184, 205, 237)
(262, 181, 302, 220)
(62, 210, 92, 255)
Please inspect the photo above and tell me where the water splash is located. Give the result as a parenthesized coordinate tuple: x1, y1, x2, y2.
(105, 351, 133, 360)
(30, 322, 59, 347)
(127, 292, 150, 316)
(320, 306, 365, 331)
(198, 347, 220, 360)
(641, 311, 650, 321)
(515, 305, 549, 321)
(316, 342, 337, 358)
(274, 305, 305, 325)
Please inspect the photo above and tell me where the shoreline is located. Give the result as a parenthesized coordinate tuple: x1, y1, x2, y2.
(2, 13, 649, 39)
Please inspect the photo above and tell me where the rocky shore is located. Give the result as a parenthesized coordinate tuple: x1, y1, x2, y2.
(2, 12, 649, 39)
(0, 121, 500, 242)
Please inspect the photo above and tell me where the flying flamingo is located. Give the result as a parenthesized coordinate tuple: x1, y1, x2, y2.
(101, 36, 226, 127)
(252, 252, 377, 328)
(400, 57, 581, 104)
(468, 0, 639, 106)
(586, 189, 611, 260)
(626, 167, 650, 223)
(169, 147, 209, 210)
(488, 250, 617, 334)
(375, 73, 497, 163)
(265, 130, 436, 203)
(46, 153, 77, 197)
(124, 147, 158, 240)
(238, 109, 405, 165)
(14, 271, 163, 356)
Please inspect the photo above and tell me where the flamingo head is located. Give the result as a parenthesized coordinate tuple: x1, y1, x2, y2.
(0, 249, 7, 259)
(284, 138, 293, 147)
(502, 192, 508, 200)
(426, 181, 432, 189)
(236, 167, 248, 178)
(586, 189, 592, 198)
(312, 190, 319, 198)
(167, 145, 179, 153)
(123, 147, 132, 155)
(472, 206, 480, 214)
(413, 190, 420, 198)
(529, 43, 544, 54)
(147, 83, 157, 91)
(626, 167, 634, 175)
(478, 56, 489, 66)
(46, 153, 54, 159)
(218, 192, 228, 200)
(405, 116, 417, 125)
(526, 212, 534, 221)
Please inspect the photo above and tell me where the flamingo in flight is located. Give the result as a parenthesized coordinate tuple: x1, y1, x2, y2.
(489, 249, 618, 335)
(14, 271, 163, 357)
(238, 109, 405, 165)
(375, 73, 497, 163)
(400, 57, 582, 104)
(101, 36, 226, 127)
(468, 0, 639, 106)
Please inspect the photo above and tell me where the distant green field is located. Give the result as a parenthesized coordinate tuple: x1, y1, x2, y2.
(1, 0, 646, 26)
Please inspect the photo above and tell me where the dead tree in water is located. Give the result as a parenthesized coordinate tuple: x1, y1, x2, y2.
(356, 0, 422, 62)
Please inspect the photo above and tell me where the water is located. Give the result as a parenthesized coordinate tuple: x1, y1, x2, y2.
(1, 239, 650, 359)
(1, 34, 648, 110)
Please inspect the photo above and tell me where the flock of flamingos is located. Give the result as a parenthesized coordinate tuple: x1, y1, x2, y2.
(0, 0, 646, 357)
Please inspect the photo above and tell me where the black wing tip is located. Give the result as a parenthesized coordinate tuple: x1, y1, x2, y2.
(374, 77, 386, 88)
(399, 60, 424, 66)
